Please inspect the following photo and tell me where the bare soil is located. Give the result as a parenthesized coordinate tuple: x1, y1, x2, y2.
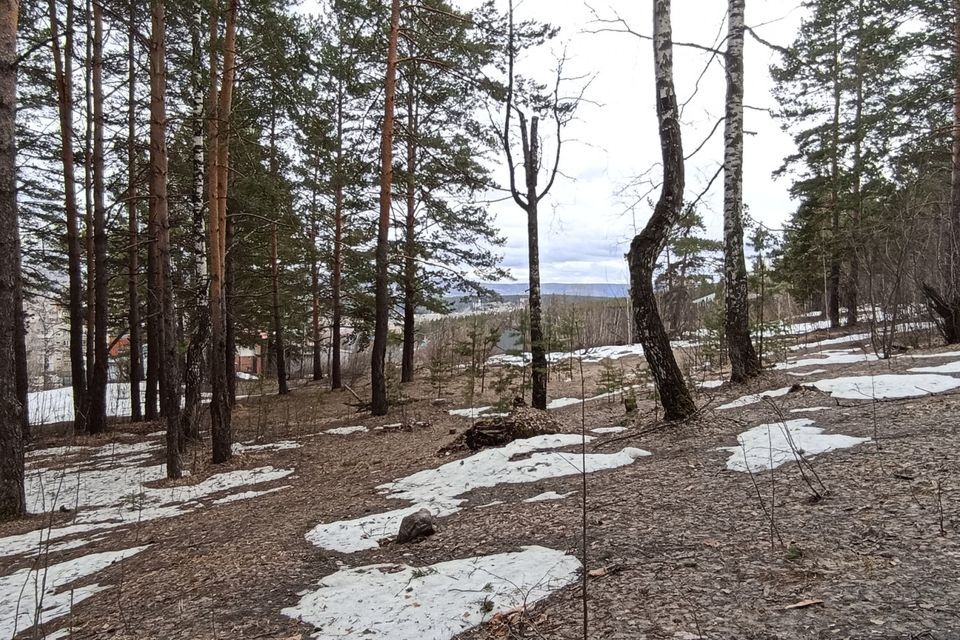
(4, 336, 960, 640)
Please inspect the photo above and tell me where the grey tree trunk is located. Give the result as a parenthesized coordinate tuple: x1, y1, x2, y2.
(181, 7, 208, 441)
(331, 85, 344, 391)
(49, 0, 88, 433)
(271, 223, 289, 395)
(924, 0, 960, 343)
(127, 0, 142, 423)
(87, 0, 108, 435)
(401, 84, 417, 384)
(0, 0, 24, 522)
(150, 0, 182, 478)
(723, 0, 761, 382)
(828, 19, 842, 329)
(627, 0, 696, 422)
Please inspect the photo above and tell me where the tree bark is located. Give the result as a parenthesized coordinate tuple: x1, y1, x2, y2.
(225, 211, 236, 404)
(127, 0, 142, 422)
(521, 114, 547, 411)
(0, 0, 24, 522)
(331, 85, 344, 391)
(86, 0, 108, 435)
(271, 223, 289, 395)
(208, 0, 236, 463)
(181, 4, 207, 442)
(627, 0, 696, 422)
(723, 0, 761, 382)
(83, 0, 94, 383)
(150, 0, 181, 478)
(310, 188, 323, 381)
(371, 0, 402, 416)
(847, 0, 865, 327)
(828, 18, 842, 329)
(401, 82, 417, 384)
(49, 0, 88, 433)
(923, 0, 960, 343)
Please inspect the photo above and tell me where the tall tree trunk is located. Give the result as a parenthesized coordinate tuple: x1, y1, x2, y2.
(225, 211, 236, 404)
(208, 0, 237, 463)
(150, 0, 181, 479)
(521, 114, 547, 410)
(371, 0, 402, 416)
(0, 0, 24, 521)
(827, 19, 842, 329)
(84, 0, 94, 381)
(330, 87, 344, 391)
(924, 0, 960, 343)
(846, 0, 865, 327)
(401, 84, 417, 384)
(127, 0, 142, 422)
(310, 184, 323, 381)
(627, 0, 696, 422)
(271, 223, 289, 394)
(49, 0, 88, 433)
(181, 4, 207, 442)
(14, 242, 27, 440)
(87, 0, 108, 434)
(723, 0, 761, 382)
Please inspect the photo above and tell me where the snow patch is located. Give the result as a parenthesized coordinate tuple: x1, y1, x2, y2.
(282, 546, 581, 640)
(786, 369, 828, 377)
(789, 407, 828, 413)
(306, 434, 649, 553)
(591, 426, 628, 434)
(2, 459, 293, 559)
(448, 407, 493, 418)
(776, 349, 879, 370)
(716, 387, 791, 410)
(233, 440, 302, 453)
(324, 425, 369, 435)
(911, 350, 960, 359)
(524, 491, 574, 503)
(811, 374, 960, 400)
(908, 360, 960, 374)
(721, 419, 869, 472)
(0, 546, 147, 638)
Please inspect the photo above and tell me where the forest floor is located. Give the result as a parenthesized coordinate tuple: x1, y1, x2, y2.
(2, 328, 960, 640)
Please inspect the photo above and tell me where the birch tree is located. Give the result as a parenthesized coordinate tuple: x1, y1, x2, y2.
(723, 0, 761, 382)
(627, 0, 696, 421)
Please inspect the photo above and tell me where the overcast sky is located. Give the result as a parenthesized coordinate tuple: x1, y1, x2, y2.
(478, 0, 806, 285)
(302, 0, 807, 285)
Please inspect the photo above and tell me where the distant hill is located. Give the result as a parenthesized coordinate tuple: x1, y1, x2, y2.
(482, 282, 629, 299)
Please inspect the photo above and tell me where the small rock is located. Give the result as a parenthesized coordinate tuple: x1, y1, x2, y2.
(396, 508, 436, 544)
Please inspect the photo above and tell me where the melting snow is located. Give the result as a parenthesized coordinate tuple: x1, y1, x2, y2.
(233, 440, 302, 453)
(448, 407, 493, 418)
(786, 369, 828, 377)
(2, 436, 294, 558)
(788, 332, 871, 351)
(0, 546, 147, 638)
(810, 374, 960, 400)
(697, 379, 724, 389)
(306, 434, 649, 553)
(211, 485, 291, 505)
(909, 360, 960, 374)
(789, 407, 828, 413)
(324, 426, 369, 435)
(488, 343, 646, 366)
(591, 426, 628, 434)
(716, 387, 791, 410)
(721, 419, 869, 472)
(524, 491, 574, 502)
(282, 546, 581, 640)
(911, 350, 960, 359)
(776, 349, 879, 370)
(545, 397, 582, 410)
